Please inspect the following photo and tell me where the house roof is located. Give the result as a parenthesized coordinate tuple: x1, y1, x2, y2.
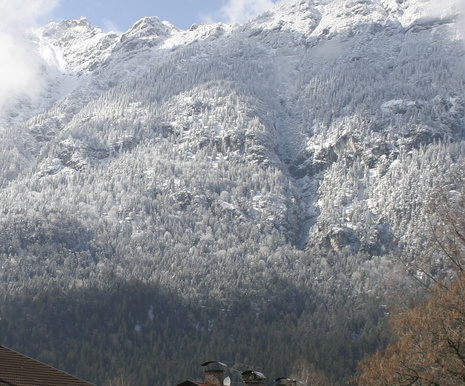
(176, 381, 206, 386)
(0, 345, 93, 386)
(201, 361, 227, 372)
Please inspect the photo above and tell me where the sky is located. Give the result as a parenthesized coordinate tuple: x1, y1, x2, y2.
(47, 0, 285, 32)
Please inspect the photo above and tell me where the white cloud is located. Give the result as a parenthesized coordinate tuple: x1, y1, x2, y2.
(0, 0, 59, 111)
(1, 0, 58, 27)
(102, 18, 123, 34)
(453, 0, 465, 38)
(207, 0, 287, 25)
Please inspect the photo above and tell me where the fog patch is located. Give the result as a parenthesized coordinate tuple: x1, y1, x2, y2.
(0, 0, 58, 111)
(203, 0, 289, 26)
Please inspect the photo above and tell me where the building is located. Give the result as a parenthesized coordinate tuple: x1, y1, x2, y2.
(0, 345, 93, 386)
(176, 361, 229, 386)
(241, 370, 266, 386)
(274, 378, 304, 386)
(176, 361, 266, 386)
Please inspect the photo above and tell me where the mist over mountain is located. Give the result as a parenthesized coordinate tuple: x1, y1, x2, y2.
(1, 0, 465, 383)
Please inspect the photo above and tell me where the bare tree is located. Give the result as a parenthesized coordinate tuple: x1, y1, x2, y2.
(290, 359, 332, 386)
(357, 185, 465, 385)
(357, 272, 465, 385)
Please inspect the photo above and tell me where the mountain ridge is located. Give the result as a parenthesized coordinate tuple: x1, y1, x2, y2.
(1, 0, 465, 383)
(0, 0, 463, 336)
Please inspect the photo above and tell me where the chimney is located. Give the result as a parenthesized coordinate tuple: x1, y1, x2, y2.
(202, 361, 227, 386)
(241, 370, 266, 386)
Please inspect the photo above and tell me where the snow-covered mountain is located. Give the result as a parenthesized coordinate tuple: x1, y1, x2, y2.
(1, 0, 465, 298)
(3, 0, 465, 383)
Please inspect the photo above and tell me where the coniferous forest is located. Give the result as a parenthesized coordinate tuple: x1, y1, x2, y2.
(1, 0, 465, 384)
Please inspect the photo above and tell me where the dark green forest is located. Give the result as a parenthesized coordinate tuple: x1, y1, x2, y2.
(0, 279, 388, 385)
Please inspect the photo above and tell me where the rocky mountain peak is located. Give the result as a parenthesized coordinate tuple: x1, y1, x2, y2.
(124, 16, 174, 39)
(117, 16, 173, 52)
(41, 17, 95, 39)
(37, 17, 119, 74)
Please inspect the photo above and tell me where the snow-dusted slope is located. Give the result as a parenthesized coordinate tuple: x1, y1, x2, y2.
(0, 15, 236, 130)
(0, 0, 465, 297)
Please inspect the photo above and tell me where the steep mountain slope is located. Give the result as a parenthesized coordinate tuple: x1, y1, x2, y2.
(1, 1, 465, 300)
(1, 0, 465, 383)
(1, 0, 464, 310)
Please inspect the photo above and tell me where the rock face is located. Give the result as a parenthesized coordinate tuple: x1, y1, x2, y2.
(0, 0, 464, 296)
(39, 17, 119, 73)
